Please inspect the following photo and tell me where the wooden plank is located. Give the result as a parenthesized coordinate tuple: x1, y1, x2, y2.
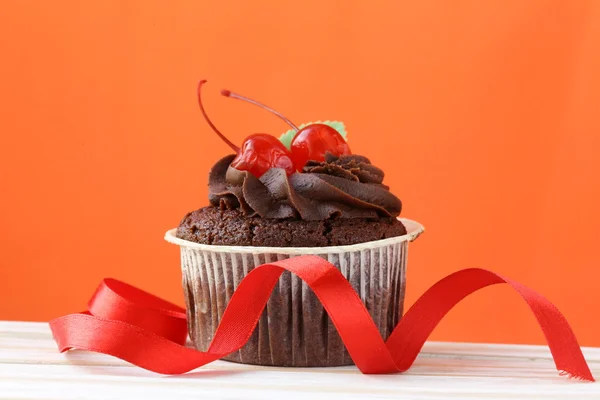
(0, 321, 598, 399)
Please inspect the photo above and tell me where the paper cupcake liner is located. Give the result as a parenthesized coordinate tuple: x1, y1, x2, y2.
(165, 218, 424, 367)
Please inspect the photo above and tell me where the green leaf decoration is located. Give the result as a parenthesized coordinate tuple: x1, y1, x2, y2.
(278, 121, 347, 149)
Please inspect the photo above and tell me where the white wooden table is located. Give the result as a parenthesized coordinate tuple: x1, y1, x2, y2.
(1, 321, 598, 399)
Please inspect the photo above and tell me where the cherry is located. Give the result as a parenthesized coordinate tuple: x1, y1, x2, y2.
(221, 89, 351, 170)
(289, 124, 351, 168)
(230, 133, 295, 178)
(197, 80, 295, 177)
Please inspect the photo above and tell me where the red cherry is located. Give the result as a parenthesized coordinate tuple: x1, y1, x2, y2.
(220, 89, 351, 171)
(231, 134, 295, 177)
(197, 80, 295, 177)
(290, 124, 351, 169)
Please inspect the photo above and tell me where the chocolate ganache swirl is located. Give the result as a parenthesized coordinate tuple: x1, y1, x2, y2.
(208, 153, 402, 220)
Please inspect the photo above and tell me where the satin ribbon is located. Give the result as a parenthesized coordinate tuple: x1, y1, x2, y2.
(50, 255, 594, 381)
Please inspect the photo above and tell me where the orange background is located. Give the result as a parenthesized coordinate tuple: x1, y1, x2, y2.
(1, 1, 599, 347)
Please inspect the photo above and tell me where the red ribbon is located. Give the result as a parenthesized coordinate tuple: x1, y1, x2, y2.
(50, 255, 594, 381)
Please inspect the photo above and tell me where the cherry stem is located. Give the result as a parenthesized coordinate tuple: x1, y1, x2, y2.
(221, 89, 299, 131)
(197, 80, 240, 152)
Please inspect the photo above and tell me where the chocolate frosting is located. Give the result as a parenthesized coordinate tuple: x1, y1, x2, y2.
(208, 153, 402, 220)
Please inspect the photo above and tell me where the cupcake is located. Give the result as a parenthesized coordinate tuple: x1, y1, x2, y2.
(165, 81, 424, 367)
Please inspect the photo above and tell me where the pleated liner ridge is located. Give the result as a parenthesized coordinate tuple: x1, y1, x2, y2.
(180, 241, 408, 367)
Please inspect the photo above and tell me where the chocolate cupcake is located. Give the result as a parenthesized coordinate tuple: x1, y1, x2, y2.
(165, 81, 424, 367)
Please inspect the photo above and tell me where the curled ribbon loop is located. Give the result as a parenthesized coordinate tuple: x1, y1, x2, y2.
(49, 255, 594, 381)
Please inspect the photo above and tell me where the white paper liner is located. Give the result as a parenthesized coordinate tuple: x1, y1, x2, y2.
(165, 218, 424, 367)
